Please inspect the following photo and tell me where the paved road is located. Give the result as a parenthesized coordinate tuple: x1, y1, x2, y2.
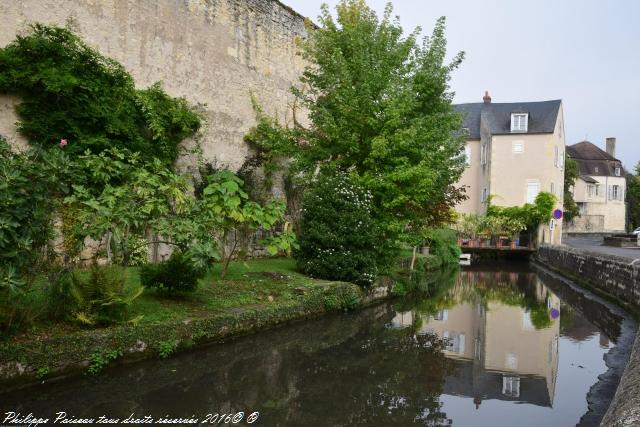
(563, 235, 640, 261)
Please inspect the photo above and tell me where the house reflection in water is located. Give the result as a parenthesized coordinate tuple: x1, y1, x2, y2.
(391, 269, 560, 408)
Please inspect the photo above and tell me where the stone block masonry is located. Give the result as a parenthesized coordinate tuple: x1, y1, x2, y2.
(0, 0, 309, 170)
(535, 245, 640, 426)
(537, 245, 640, 307)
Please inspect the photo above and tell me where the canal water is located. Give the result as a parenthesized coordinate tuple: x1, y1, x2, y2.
(0, 264, 634, 427)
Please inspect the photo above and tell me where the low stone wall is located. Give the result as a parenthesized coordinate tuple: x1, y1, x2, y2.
(535, 245, 640, 427)
(536, 245, 640, 307)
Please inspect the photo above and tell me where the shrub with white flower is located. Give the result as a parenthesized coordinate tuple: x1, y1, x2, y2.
(294, 172, 385, 286)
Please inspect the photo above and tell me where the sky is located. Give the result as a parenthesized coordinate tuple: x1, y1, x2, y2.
(282, 0, 640, 170)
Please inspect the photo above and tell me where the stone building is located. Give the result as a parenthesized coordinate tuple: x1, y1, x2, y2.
(454, 92, 567, 245)
(0, 0, 309, 170)
(565, 139, 626, 233)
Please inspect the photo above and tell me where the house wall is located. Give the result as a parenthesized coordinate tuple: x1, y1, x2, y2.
(456, 104, 566, 245)
(457, 139, 481, 214)
(0, 0, 308, 169)
(484, 297, 559, 400)
(569, 175, 626, 232)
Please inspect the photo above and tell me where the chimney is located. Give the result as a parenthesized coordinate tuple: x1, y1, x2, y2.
(606, 137, 616, 158)
(483, 90, 491, 104)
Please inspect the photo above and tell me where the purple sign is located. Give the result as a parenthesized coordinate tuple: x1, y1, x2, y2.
(550, 308, 560, 319)
(553, 209, 563, 219)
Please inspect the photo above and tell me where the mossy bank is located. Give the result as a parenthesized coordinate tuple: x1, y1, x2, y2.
(0, 259, 398, 391)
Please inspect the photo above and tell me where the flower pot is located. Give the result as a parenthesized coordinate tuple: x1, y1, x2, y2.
(510, 241, 516, 249)
(421, 246, 430, 255)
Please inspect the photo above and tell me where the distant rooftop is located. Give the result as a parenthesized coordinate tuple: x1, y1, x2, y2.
(454, 96, 561, 139)
(567, 141, 623, 177)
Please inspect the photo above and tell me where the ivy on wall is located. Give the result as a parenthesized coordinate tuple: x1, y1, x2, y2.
(0, 24, 201, 165)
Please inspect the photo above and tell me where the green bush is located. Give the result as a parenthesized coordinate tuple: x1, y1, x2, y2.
(0, 24, 200, 165)
(423, 228, 460, 266)
(139, 252, 205, 294)
(295, 173, 385, 286)
(70, 264, 143, 326)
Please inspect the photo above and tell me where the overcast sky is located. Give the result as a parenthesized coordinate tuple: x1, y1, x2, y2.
(283, 0, 640, 170)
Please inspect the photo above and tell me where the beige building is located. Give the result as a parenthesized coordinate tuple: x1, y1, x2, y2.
(392, 270, 560, 407)
(455, 92, 566, 245)
(565, 139, 626, 233)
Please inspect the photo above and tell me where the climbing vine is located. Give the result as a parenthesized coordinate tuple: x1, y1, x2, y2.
(0, 24, 201, 165)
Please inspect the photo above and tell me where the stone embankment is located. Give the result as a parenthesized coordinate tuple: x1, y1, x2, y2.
(0, 280, 393, 392)
(536, 245, 640, 427)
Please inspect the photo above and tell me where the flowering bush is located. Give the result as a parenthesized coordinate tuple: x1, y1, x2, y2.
(295, 173, 385, 286)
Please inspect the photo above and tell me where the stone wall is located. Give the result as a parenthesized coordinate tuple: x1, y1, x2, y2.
(535, 245, 640, 426)
(536, 245, 640, 307)
(0, 0, 309, 169)
(565, 214, 606, 233)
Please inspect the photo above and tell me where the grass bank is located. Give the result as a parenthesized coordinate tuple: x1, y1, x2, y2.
(0, 259, 392, 389)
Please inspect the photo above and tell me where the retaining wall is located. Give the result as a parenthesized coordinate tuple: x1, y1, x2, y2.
(535, 245, 640, 426)
(536, 245, 640, 307)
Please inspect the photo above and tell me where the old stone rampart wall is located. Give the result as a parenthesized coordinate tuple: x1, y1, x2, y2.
(0, 0, 309, 169)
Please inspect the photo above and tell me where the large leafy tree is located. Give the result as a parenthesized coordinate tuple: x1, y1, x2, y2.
(563, 157, 580, 222)
(626, 162, 640, 230)
(293, 1, 466, 235)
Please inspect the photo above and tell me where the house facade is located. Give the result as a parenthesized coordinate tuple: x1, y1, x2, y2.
(565, 139, 626, 233)
(454, 92, 566, 245)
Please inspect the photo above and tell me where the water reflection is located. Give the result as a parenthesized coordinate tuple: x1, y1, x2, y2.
(392, 268, 561, 409)
(0, 266, 623, 427)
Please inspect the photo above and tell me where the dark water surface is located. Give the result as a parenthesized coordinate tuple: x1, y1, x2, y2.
(0, 264, 633, 426)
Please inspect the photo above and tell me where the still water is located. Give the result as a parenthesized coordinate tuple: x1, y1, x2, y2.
(0, 264, 631, 426)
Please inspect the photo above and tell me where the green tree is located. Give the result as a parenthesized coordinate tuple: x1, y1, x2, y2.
(563, 157, 580, 222)
(293, 1, 466, 236)
(627, 162, 640, 230)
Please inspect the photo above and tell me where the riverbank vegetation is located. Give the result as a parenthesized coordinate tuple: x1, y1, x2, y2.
(1, 0, 467, 350)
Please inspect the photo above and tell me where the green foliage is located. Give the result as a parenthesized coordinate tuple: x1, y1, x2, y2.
(487, 192, 557, 230)
(242, 99, 299, 193)
(0, 24, 200, 165)
(87, 349, 122, 375)
(70, 264, 143, 326)
(563, 158, 580, 222)
(0, 265, 29, 336)
(295, 173, 388, 286)
(35, 366, 49, 380)
(422, 229, 460, 266)
(157, 339, 179, 359)
(293, 3, 467, 235)
(0, 140, 72, 276)
(198, 169, 297, 279)
(67, 147, 194, 267)
(626, 162, 640, 230)
(140, 252, 205, 295)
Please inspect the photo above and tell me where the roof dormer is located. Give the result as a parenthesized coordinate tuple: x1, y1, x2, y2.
(511, 113, 528, 133)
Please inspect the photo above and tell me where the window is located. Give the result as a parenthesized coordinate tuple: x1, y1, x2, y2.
(464, 146, 471, 166)
(482, 188, 488, 202)
(503, 376, 521, 398)
(615, 167, 621, 176)
(595, 184, 600, 196)
(480, 144, 487, 165)
(609, 185, 623, 201)
(512, 140, 524, 154)
(560, 150, 565, 169)
(554, 146, 559, 167)
(550, 182, 555, 194)
(594, 166, 599, 174)
(511, 113, 528, 132)
(587, 184, 595, 198)
(505, 353, 518, 370)
(526, 181, 540, 203)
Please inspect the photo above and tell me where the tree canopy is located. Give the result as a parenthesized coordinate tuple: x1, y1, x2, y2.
(293, 2, 467, 231)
